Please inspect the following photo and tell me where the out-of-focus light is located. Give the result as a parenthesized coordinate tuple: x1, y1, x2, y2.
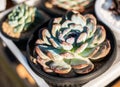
(16, 64, 35, 85)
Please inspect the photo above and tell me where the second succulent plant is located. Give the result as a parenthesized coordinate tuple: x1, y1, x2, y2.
(50, 0, 94, 12)
(2, 4, 41, 39)
(8, 4, 40, 33)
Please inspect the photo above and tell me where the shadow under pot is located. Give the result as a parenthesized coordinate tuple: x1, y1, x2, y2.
(0, 4, 50, 41)
(27, 11, 117, 87)
(41, 0, 95, 17)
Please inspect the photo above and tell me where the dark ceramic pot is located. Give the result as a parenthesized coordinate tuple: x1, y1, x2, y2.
(27, 20, 117, 87)
(0, 9, 50, 42)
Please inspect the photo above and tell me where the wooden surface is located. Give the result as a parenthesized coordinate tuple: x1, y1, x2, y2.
(107, 77, 120, 87)
(113, 80, 120, 87)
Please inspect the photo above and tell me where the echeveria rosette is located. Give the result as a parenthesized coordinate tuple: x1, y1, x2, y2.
(34, 11, 111, 74)
(8, 4, 40, 33)
(51, 0, 94, 12)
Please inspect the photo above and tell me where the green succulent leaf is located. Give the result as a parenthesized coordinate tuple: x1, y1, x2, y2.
(64, 58, 87, 65)
(79, 48, 95, 57)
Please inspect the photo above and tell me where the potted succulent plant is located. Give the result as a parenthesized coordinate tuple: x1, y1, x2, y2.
(27, 11, 116, 87)
(0, 4, 49, 41)
(41, 0, 95, 16)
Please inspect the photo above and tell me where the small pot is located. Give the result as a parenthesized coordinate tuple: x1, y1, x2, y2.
(27, 20, 117, 87)
(0, 9, 50, 42)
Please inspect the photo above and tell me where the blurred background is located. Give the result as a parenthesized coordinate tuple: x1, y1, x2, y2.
(0, 38, 38, 87)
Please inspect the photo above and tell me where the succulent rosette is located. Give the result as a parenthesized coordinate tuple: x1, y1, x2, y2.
(2, 4, 42, 39)
(9, 4, 38, 33)
(33, 11, 111, 75)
